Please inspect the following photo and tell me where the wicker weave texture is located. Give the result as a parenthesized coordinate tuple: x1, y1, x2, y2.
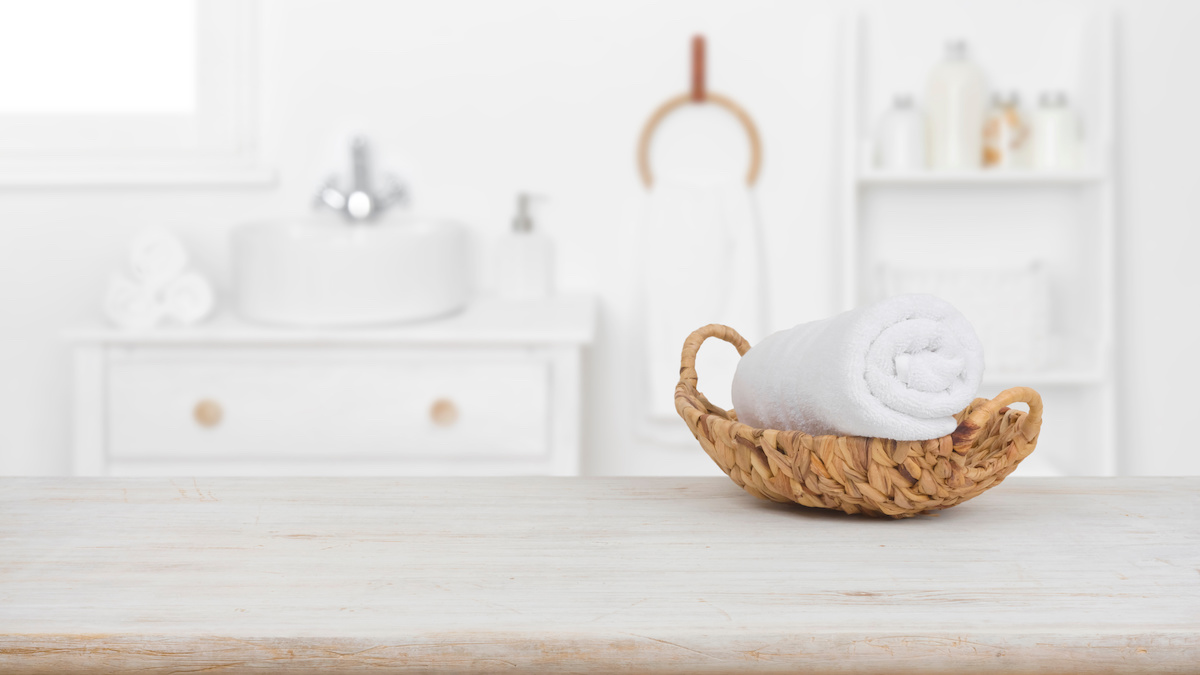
(675, 324, 1043, 518)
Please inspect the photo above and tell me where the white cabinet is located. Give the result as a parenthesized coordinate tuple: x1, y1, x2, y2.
(69, 296, 595, 476)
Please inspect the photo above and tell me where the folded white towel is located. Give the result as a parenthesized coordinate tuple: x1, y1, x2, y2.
(104, 275, 164, 331)
(128, 229, 188, 288)
(105, 231, 216, 331)
(162, 272, 215, 325)
(730, 294, 984, 440)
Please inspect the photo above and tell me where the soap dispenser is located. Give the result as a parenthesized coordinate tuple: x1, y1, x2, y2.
(494, 193, 554, 301)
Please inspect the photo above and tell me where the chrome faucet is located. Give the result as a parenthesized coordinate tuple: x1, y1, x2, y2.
(316, 136, 408, 222)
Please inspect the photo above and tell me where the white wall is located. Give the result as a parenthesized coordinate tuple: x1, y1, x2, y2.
(1111, 1, 1200, 475)
(0, 0, 1195, 476)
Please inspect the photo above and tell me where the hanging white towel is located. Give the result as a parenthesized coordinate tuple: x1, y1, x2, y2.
(640, 179, 767, 424)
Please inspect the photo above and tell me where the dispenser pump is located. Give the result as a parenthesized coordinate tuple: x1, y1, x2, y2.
(513, 193, 535, 233)
(495, 192, 554, 300)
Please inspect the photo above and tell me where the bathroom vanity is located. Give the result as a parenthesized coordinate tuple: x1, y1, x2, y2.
(66, 296, 595, 476)
(2, 476, 1196, 673)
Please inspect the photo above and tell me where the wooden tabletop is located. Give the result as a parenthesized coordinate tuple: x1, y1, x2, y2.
(1, 477, 1197, 674)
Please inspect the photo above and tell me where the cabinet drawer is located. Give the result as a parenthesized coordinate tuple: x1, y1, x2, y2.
(107, 348, 550, 461)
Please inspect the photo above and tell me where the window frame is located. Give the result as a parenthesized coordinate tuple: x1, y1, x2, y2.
(0, 0, 273, 186)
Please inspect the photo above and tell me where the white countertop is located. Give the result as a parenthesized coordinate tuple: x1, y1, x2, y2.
(1, 476, 1197, 673)
(64, 294, 597, 346)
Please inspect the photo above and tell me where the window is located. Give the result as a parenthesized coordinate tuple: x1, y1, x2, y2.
(0, 0, 270, 185)
(0, 0, 196, 115)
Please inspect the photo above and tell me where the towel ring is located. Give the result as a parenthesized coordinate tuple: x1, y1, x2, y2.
(636, 36, 763, 189)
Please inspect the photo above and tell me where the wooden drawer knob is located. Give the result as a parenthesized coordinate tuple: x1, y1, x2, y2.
(193, 399, 223, 428)
(430, 398, 458, 427)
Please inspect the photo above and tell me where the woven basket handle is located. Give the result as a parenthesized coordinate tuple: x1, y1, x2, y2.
(951, 386, 1044, 449)
(679, 324, 751, 390)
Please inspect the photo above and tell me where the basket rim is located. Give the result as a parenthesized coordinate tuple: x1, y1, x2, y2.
(675, 323, 1044, 517)
(675, 323, 1043, 448)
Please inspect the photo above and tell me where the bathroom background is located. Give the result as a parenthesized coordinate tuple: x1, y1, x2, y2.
(0, 0, 1195, 477)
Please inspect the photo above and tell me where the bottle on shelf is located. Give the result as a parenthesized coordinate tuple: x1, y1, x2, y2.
(925, 40, 988, 171)
(494, 193, 554, 301)
(873, 94, 925, 171)
(1031, 91, 1082, 171)
(982, 92, 1030, 169)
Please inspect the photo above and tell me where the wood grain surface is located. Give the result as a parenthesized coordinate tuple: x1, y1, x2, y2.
(1, 477, 1197, 673)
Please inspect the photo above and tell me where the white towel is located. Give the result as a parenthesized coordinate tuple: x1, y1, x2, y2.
(162, 272, 215, 325)
(104, 230, 216, 331)
(641, 179, 767, 423)
(104, 275, 165, 331)
(128, 229, 189, 288)
(730, 294, 984, 440)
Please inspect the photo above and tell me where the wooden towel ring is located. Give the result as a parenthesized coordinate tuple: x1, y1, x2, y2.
(637, 36, 763, 189)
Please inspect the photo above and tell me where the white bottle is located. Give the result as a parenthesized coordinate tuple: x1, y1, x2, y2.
(494, 193, 553, 301)
(1031, 91, 1081, 171)
(925, 41, 987, 170)
(873, 94, 925, 171)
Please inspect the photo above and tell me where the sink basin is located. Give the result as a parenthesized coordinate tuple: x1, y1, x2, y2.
(232, 216, 470, 326)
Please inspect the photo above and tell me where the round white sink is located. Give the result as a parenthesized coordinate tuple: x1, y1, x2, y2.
(232, 215, 470, 326)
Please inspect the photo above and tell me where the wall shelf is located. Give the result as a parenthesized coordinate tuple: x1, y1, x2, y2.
(858, 169, 1105, 187)
(982, 369, 1106, 388)
(839, 9, 1118, 477)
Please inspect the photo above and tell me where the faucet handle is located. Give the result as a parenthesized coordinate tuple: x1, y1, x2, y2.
(378, 174, 410, 209)
(313, 136, 407, 222)
(316, 175, 347, 211)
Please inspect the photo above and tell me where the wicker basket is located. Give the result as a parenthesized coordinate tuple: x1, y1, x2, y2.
(675, 324, 1043, 518)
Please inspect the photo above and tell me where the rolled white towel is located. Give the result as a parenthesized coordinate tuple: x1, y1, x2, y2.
(128, 229, 188, 288)
(730, 294, 984, 440)
(104, 275, 164, 331)
(161, 272, 215, 325)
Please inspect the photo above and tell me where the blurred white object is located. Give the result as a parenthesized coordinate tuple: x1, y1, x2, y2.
(879, 258, 1051, 373)
(104, 275, 164, 331)
(873, 94, 925, 170)
(925, 41, 987, 170)
(162, 272, 215, 325)
(495, 194, 553, 301)
(640, 179, 766, 423)
(127, 229, 189, 287)
(1031, 91, 1082, 170)
(232, 216, 469, 326)
(105, 229, 216, 331)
